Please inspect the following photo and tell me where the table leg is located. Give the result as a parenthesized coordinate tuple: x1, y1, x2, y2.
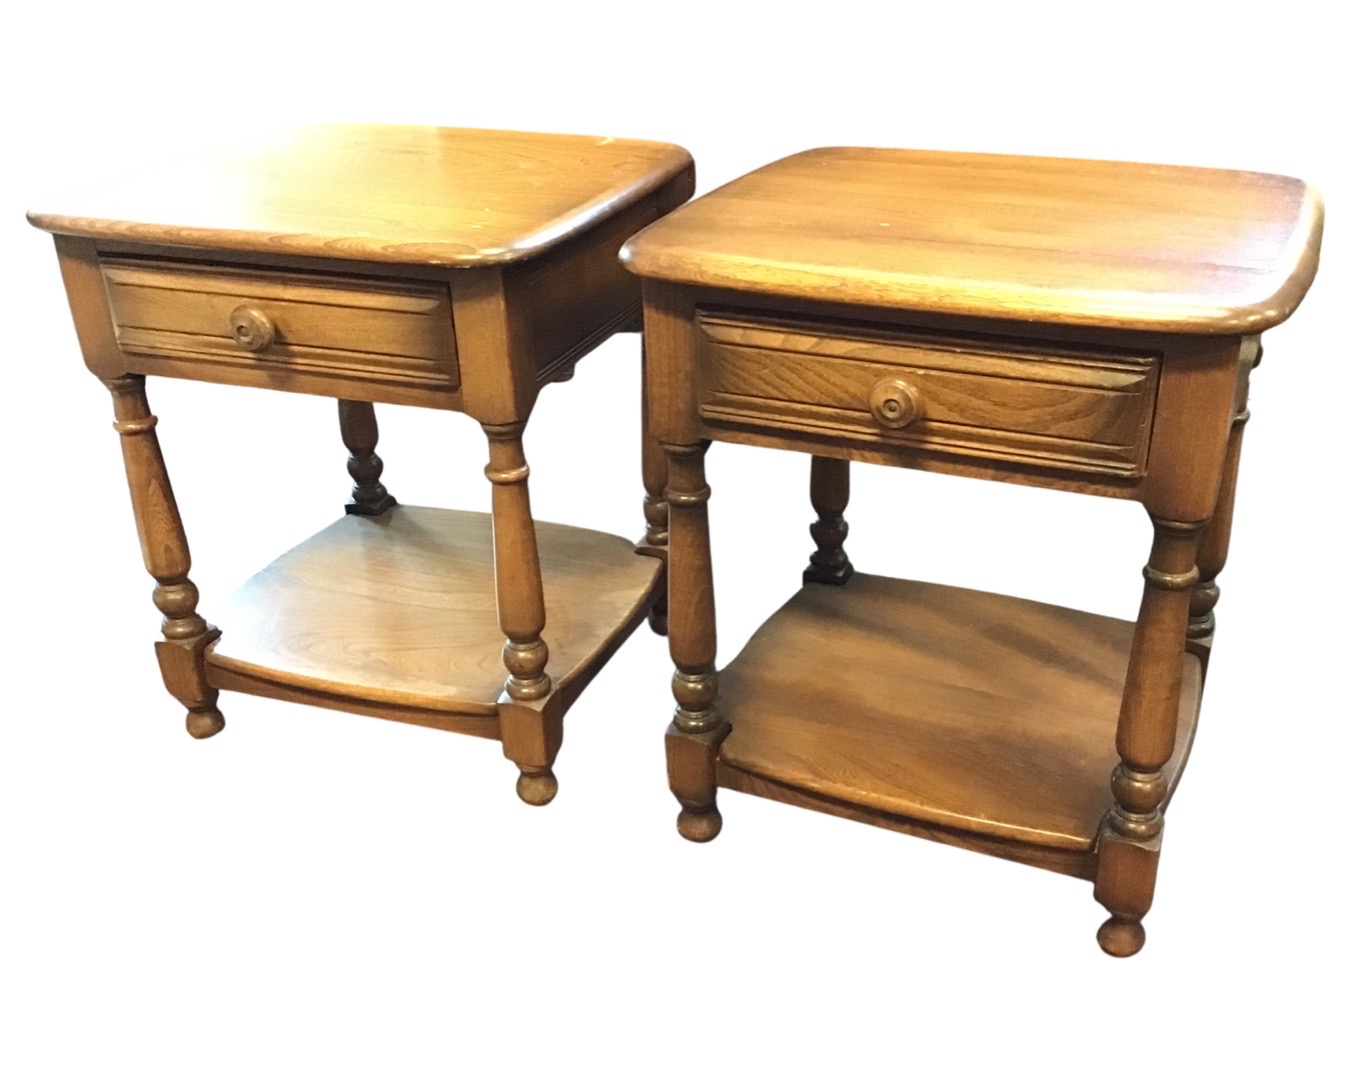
(802, 456, 853, 586)
(103, 375, 224, 739)
(1188, 349, 1256, 671)
(482, 421, 560, 806)
(338, 399, 396, 516)
(1095, 515, 1205, 956)
(664, 441, 725, 842)
(639, 336, 670, 635)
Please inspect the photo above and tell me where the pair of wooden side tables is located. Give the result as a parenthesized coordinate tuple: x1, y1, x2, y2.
(30, 125, 1322, 956)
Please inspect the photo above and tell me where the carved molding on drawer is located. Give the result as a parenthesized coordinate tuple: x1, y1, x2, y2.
(696, 309, 1160, 477)
(101, 259, 459, 390)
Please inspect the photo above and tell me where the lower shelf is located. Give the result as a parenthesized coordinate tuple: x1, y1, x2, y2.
(716, 574, 1200, 871)
(205, 505, 661, 726)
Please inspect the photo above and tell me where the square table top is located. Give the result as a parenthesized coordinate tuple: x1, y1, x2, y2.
(620, 147, 1322, 334)
(28, 124, 692, 268)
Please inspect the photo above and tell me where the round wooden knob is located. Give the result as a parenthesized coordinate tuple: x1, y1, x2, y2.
(228, 305, 276, 351)
(868, 377, 922, 429)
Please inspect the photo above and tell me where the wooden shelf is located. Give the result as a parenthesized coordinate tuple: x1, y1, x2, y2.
(716, 574, 1200, 874)
(205, 506, 660, 727)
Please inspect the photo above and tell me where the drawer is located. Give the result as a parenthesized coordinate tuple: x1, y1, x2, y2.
(101, 259, 458, 391)
(696, 309, 1160, 477)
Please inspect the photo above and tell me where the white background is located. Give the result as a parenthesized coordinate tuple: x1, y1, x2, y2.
(2, 1, 1345, 1075)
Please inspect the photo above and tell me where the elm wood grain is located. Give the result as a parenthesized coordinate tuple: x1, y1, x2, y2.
(204, 506, 659, 716)
(714, 749, 1185, 897)
(1137, 336, 1246, 521)
(38, 126, 694, 804)
(103, 375, 224, 739)
(664, 441, 723, 842)
(92, 209, 679, 411)
(696, 309, 1160, 478)
(30, 124, 693, 268)
(631, 147, 1321, 954)
(1083, 337, 1246, 956)
(1095, 516, 1205, 956)
(53, 236, 123, 379)
(204, 667, 503, 740)
(697, 423, 1144, 502)
(621, 147, 1323, 333)
(338, 400, 396, 516)
(641, 281, 1168, 502)
(716, 771, 1096, 880)
(514, 192, 691, 385)
(481, 425, 552, 703)
(695, 329, 1242, 509)
(101, 259, 459, 389)
(716, 576, 1202, 853)
(36, 127, 696, 422)
(481, 421, 559, 803)
(127, 351, 470, 412)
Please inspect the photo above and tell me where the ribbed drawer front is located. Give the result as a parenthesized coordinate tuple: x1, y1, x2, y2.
(102, 259, 458, 391)
(697, 308, 1159, 477)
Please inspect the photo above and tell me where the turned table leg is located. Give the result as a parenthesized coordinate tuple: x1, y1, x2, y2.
(482, 421, 560, 806)
(1095, 515, 1205, 956)
(664, 441, 725, 842)
(639, 337, 670, 635)
(802, 456, 853, 586)
(104, 375, 224, 739)
(1188, 352, 1256, 671)
(338, 399, 396, 516)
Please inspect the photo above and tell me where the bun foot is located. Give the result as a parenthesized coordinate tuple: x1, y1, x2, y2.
(516, 768, 558, 806)
(186, 706, 225, 740)
(1097, 916, 1146, 957)
(677, 808, 722, 843)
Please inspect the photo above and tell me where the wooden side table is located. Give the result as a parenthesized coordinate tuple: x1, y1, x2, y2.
(621, 147, 1322, 954)
(31, 124, 694, 805)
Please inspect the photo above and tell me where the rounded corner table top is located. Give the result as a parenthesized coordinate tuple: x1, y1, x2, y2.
(621, 146, 1323, 335)
(27, 123, 694, 268)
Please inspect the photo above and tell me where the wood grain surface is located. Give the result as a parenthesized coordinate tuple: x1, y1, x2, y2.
(29, 124, 693, 267)
(205, 506, 661, 714)
(102, 257, 459, 389)
(696, 308, 1160, 476)
(716, 574, 1202, 851)
(622, 147, 1322, 333)
(630, 144, 1313, 954)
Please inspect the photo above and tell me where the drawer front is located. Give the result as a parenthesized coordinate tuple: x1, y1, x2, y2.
(101, 260, 458, 391)
(697, 309, 1159, 477)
